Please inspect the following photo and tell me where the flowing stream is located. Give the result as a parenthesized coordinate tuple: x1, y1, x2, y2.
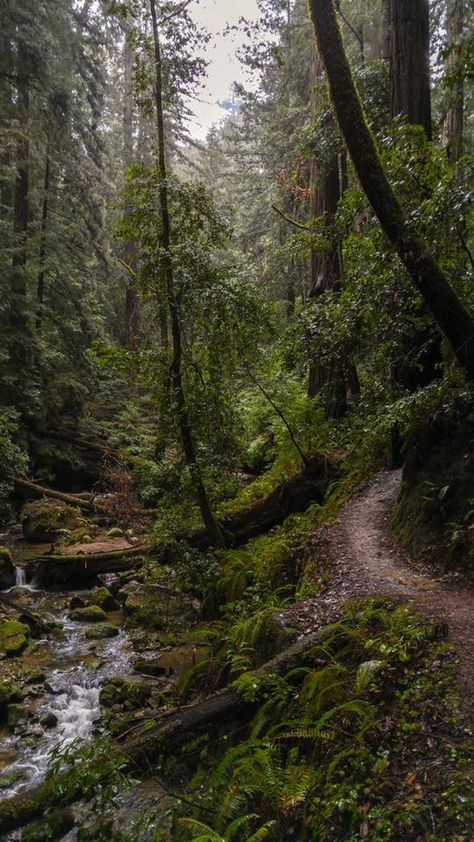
(0, 542, 132, 803)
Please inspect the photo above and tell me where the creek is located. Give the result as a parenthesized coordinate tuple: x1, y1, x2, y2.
(0, 535, 132, 804)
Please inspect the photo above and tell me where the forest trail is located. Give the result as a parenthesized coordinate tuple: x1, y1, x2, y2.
(282, 471, 474, 699)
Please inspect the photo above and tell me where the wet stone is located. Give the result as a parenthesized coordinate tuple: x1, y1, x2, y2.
(41, 711, 58, 729)
(69, 605, 108, 623)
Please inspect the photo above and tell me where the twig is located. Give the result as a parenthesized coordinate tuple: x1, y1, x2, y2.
(243, 364, 309, 467)
(272, 204, 310, 230)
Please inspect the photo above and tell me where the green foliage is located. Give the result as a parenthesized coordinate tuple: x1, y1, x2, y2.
(0, 409, 27, 522)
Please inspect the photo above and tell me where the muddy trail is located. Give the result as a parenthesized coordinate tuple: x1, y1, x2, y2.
(282, 470, 474, 700)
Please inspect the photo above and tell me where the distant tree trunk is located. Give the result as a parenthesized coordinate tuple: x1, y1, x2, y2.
(10, 39, 31, 364)
(444, 0, 464, 163)
(382, 0, 392, 61)
(0, 18, 13, 225)
(307, 46, 357, 417)
(149, 0, 225, 547)
(389, 0, 442, 389)
(308, 0, 474, 381)
(122, 21, 140, 349)
(390, 0, 432, 138)
(36, 149, 50, 331)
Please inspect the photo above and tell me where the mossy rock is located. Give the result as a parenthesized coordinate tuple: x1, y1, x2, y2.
(0, 682, 24, 721)
(85, 623, 119, 640)
(90, 586, 119, 611)
(69, 605, 107, 623)
(0, 768, 29, 789)
(7, 703, 27, 727)
(394, 399, 474, 573)
(21, 499, 82, 542)
(99, 676, 151, 709)
(0, 620, 29, 657)
(0, 547, 15, 589)
(252, 612, 297, 667)
(22, 809, 74, 842)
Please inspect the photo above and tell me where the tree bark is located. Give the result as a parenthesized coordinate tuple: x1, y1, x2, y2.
(35, 150, 50, 331)
(10, 37, 31, 359)
(149, 0, 225, 547)
(308, 0, 474, 380)
(122, 19, 140, 349)
(444, 0, 464, 163)
(307, 45, 357, 416)
(390, 0, 432, 138)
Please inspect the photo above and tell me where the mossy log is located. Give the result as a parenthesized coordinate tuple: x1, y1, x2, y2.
(43, 428, 121, 459)
(25, 546, 148, 586)
(190, 455, 340, 549)
(0, 623, 341, 834)
(14, 479, 110, 515)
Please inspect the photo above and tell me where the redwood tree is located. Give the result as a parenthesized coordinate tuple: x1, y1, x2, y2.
(308, 0, 474, 380)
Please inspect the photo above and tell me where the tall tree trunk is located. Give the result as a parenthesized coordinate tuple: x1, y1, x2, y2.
(10, 39, 31, 366)
(122, 21, 140, 349)
(444, 0, 464, 163)
(390, 0, 442, 389)
(307, 46, 356, 416)
(390, 0, 432, 138)
(36, 149, 50, 331)
(149, 0, 225, 547)
(0, 14, 13, 226)
(308, 0, 474, 380)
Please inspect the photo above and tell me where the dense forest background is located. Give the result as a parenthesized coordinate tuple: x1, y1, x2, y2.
(0, 1, 473, 840)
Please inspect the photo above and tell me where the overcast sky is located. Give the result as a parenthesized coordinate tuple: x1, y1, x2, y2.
(188, 0, 261, 139)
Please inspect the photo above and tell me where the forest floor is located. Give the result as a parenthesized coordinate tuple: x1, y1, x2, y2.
(281, 470, 474, 702)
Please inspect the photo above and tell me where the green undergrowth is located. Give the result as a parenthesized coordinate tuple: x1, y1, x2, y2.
(157, 599, 474, 842)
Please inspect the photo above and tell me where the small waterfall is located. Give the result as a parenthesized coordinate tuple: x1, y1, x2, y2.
(15, 566, 26, 587)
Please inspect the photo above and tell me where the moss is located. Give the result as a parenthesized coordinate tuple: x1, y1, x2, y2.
(394, 400, 474, 573)
(0, 620, 29, 657)
(90, 586, 118, 611)
(85, 623, 119, 640)
(0, 547, 15, 589)
(99, 676, 151, 709)
(69, 605, 107, 623)
(20, 499, 82, 542)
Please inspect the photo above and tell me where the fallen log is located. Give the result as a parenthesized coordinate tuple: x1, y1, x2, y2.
(0, 622, 343, 834)
(14, 479, 110, 515)
(190, 454, 341, 549)
(25, 545, 149, 586)
(44, 428, 122, 459)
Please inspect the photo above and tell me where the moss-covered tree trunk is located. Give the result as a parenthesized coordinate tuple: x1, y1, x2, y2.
(149, 0, 225, 547)
(308, 0, 474, 380)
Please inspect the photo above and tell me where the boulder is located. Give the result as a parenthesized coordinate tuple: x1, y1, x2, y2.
(90, 586, 119, 612)
(69, 595, 86, 610)
(40, 711, 58, 729)
(99, 676, 151, 709)
(7, 703, 27, 727)
(0, 620, 29, 657)
(0, 768, 29, 790)
(85, 623, 119, 640)
(20, 499, 81, 542)
(69, 605, 107, 623)
(0, 547, 15, 590)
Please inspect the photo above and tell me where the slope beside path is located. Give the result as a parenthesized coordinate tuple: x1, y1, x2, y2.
(281, 470, 474, 698)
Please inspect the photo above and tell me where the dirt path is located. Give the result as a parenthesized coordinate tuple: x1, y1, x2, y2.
(281, 470, 474, 697)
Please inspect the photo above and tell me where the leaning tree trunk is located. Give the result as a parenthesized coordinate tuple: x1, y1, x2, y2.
(444, 0, 464, 163)
(149, 0, 225, 547)
(308, 0, 474, 380)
